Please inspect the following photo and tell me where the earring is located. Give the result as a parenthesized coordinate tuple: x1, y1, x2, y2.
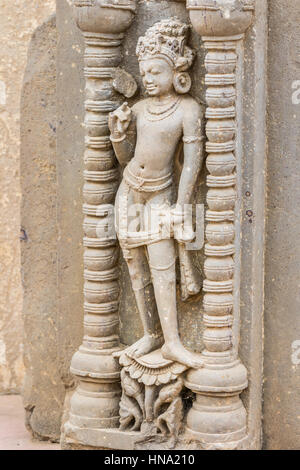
(173, 72, 191, 94)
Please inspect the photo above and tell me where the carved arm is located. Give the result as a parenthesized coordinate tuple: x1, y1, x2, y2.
(176, 101, 204, 206)
(109, 103, 136, 167)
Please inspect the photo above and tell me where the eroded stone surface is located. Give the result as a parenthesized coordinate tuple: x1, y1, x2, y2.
(0, 0, 56, 395)
(263, 0, 300, 451)
(21, 14, 65, 442)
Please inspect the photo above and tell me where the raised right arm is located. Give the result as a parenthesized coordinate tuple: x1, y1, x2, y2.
(109, 103, 136, 167)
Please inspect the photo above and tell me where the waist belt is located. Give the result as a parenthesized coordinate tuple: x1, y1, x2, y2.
(123, 166, 173, 192)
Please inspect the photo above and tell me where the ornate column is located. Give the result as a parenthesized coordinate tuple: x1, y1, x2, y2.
(185, 0, 254, 447)
(63, 0, 136, 440)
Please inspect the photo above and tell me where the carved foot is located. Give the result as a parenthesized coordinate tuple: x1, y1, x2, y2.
(125, 334, 164, 359)
(162, 343, 204, 369)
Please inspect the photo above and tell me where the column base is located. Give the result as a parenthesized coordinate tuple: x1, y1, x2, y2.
(64, 348, 122, 432)
(63, 380, 121, 431)
(184, 360, 248, 445)
(185, 396, 247, 444)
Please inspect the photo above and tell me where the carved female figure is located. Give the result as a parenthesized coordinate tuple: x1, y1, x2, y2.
(109, 18, 204, 369)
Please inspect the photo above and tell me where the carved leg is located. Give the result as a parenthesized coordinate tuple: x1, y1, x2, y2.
(139, 385, 157, 435)
(144, 385, 156, 423)
(124, 247, 163, 358)
(147, 240, 203, 369)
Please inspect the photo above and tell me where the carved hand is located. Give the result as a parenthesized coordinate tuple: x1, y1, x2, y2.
(108, 102, 132, 139)
(156, 207, 195, 244)
(171, 207, 195, 244)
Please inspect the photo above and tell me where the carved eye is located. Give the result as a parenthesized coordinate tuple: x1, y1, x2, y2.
(151, 69, 160, 75)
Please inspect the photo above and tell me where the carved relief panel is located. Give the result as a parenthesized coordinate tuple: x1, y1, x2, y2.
(62, 0, 266, 451)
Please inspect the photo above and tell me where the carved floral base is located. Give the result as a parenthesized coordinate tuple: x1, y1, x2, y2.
(62, 349, 251, 450)
(115, 349, 187, 448)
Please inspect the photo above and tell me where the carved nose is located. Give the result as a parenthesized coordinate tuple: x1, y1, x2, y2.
(144, 75, 153, 84)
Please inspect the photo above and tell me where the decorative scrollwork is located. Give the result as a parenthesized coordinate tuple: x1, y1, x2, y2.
(154, 378, 184, 437)
(117, 349, 185, 443)
(120, 369, 145, 431)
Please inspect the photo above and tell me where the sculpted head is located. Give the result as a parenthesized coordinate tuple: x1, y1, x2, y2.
(136, 18, 195, 96)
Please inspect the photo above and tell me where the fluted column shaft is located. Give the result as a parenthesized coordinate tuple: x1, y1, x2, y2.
(185, 0, 254, 448)
(203, 37, 239, 364)
(64, 0, 136, 437)
(69, 32, 123, 430)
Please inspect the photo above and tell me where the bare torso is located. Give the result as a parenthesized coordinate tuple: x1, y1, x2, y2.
(127, 98, 185, 180)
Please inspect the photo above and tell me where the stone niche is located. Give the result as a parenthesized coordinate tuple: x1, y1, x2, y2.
(21, 0, 266, 451)
(118, 2, 206, 361)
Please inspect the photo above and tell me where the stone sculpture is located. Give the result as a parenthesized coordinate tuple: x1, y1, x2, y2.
(108, 18, 205, 444)
(109, 18, 204, 368)
(62, 0, 259, 451)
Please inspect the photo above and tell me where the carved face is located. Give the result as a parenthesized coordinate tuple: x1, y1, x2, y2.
(139, 58, 174, 97)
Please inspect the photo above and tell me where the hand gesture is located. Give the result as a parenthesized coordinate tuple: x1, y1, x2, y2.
(171, 206, 195, 244)
(108, 102, 132, 139)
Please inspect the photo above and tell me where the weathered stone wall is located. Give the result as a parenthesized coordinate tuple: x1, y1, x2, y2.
(263, 0, 300, 450)
(0, 0, 56, 394)
(21, 13, 65, 442)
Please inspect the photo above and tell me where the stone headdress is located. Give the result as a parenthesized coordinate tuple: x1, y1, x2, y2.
(136, 18, 195, 72)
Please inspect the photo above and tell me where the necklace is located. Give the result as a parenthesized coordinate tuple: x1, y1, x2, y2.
(146, 97, 181, 122)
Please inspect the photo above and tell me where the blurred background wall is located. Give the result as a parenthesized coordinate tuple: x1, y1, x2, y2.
(0, 1, 56, 394)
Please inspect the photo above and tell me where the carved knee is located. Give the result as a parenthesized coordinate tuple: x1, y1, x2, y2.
(150, 260, 176, 286)
(127, 258, 151, 291)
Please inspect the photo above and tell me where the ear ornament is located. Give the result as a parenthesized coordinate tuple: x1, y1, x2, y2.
(173, 71, 191, 94)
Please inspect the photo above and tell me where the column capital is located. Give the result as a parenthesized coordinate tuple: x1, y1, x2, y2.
(72, 0, 136, 34)
(187, 0, 254, 37)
